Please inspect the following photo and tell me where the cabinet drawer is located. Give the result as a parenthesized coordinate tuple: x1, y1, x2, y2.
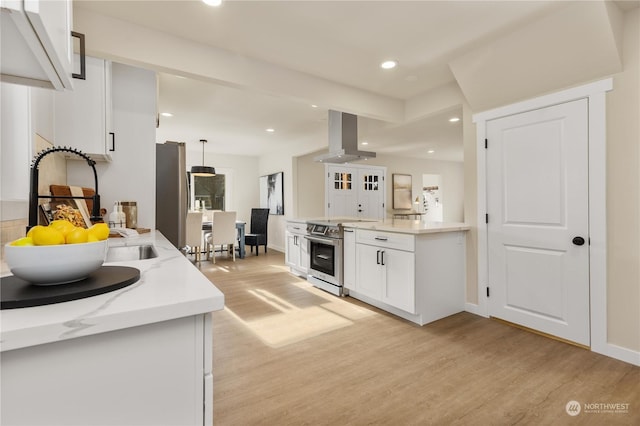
(286, 223, 307, 234)
(356, 229, 414, 252)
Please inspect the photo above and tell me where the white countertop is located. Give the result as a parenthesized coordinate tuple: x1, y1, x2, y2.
(342, 219, 470, 235)
(0, 231, 224, 352)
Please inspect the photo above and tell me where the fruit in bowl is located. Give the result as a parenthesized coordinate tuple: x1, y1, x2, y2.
(5, 222, 110, 285)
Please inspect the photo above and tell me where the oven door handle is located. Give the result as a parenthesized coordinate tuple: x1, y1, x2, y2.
(304, 235, 340, 246)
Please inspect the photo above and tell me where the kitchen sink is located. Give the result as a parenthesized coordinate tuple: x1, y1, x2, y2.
(106, 244, 158, 262)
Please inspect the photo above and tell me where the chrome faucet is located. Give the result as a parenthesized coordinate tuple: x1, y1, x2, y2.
(28, 146, 101, 230)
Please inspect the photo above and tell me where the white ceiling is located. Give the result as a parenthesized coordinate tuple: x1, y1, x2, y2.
(73, 0, 639, 162)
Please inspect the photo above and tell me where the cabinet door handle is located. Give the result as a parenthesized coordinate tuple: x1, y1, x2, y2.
(380, 250, 385, 266)
(109, 132, 115, 152)
(374, 237, 388, 241)
(71, 32, 86, 80)
(344, 229, 354, 233)
(376, 250, 380, 265)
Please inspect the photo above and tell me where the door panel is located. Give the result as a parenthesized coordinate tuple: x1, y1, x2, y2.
(355, 244, 382, 299)
(327, 167, 357, 217)
(357, 169, 384, 219)
(504, 245, 565, 319)
(326, 165, 385, 219)
(487, 98, 590, 346)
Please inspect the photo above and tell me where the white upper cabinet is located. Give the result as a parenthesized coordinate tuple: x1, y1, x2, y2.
(0, 0, 74, 90)
(54, 55, 113, 162)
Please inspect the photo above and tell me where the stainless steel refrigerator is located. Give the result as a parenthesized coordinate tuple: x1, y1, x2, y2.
(156, 141, 188, 249)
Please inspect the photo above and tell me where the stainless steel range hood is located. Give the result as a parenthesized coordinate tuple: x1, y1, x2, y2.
(314, 110, 376, 163)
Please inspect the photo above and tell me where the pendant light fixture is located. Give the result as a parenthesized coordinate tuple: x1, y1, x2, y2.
(191, 139, 216, 176)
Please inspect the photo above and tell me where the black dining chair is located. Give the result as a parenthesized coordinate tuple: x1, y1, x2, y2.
(245, 208, 270, 256)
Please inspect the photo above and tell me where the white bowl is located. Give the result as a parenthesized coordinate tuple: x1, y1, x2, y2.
(4, 240, 108, 285)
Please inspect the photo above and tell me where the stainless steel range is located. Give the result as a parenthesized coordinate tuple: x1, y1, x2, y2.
(305, 219, 345, 296)
(305, 218, 374, 296)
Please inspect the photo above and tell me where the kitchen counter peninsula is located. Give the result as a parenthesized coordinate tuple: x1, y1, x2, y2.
(342, 219, 470, 234)
(342, 220, 469, 326)
(1, 230, 223, 425)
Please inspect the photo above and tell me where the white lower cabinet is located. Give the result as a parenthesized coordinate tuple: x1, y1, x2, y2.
(355, 232, 415, 313)
(351, 228, 465, 325)
(1, 314, 213, 425)
(355, 242, 383, 298)
(380, 248, 415, 313)
(285, 222, 308, 277)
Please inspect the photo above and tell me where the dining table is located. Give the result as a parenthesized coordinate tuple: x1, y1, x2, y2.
(202, 220, 246, 259)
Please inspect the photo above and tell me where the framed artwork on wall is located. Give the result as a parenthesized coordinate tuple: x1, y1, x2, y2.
(259, 171, 284, 215)
(392, 173, 412, 209)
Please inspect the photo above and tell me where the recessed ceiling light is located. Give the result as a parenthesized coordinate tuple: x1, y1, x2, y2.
(380, 60, 398, 70)
(449, 117, 460, 122)
(161, 112, 173, 117)
(361, 141, 369, 145)
(265, 128, 275, 133)
(311, 104, 318, 108)
(427, 150, 435, 154)
(202, 0, 222, 6)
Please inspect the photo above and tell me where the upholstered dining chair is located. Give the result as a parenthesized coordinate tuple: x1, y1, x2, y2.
(205, 211, 237, 263)
(244, 208, 269, 256)
(185, 211, 204, 263)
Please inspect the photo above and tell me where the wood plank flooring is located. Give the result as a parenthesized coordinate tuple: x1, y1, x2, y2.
(198, 250, 639, 426)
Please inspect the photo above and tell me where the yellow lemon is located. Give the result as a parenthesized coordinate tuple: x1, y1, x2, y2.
(11, 237, 34, 246)
(26, 225, 46, 239)
(87, 233, 99, 242)
(65, 227, 89, 244)
(31, 227, 65, 246)
(50, 220, 76, 237)
(88, 223, 109, 241)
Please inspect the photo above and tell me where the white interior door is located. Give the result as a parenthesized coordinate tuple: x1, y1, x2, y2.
(357, 168, 385, 220)
(486, 98, 590, 346)
(326, 166, 358, 217)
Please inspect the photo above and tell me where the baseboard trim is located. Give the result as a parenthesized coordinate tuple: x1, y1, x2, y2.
(464, 302, 486, 317)
(593, 342, 640, 367)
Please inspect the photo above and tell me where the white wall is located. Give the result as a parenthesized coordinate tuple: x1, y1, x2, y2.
(293, 153, 327, 219)
(67, 63, 157, 229)
(605, 8, 639, 351)
(292, 150, 464, 223)
(257, 149, 293, 253)
(374, 154, 464, 222)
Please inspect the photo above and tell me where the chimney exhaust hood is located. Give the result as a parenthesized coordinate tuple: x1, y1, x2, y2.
(314, 110, 376, 164)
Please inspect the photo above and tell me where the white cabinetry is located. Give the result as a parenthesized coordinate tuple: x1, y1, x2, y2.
(54, 55, 113, 161)
(351, 228, 465, 325)
(285, 221, 308, 277)
(0, 0, 73, 90)
(0, 83, 31, 202)
(343, 227, 356, 290)
(355, 230, 416, 313)
(1, 313, 213, 425)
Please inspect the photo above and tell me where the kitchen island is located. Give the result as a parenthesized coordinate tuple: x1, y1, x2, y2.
(0, 231, 223, 425)
(343, 220, 469, 326)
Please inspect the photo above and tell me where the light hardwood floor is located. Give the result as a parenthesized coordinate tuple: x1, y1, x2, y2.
(198, 250, 639, 426)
